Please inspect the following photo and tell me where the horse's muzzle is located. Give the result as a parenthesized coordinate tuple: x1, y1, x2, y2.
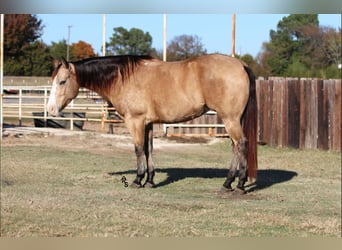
(47, 103, 60, 117)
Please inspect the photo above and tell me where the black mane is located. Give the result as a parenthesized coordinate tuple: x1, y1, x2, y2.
(72, 55, 153, 93)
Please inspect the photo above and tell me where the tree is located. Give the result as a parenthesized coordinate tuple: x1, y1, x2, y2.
(48, 39, 75, 61)
(318, 26, 341, 67)
(106, 27, 153, 55)
(23, 41, 52, 76)
(238, 54, 261, 77)
(260, 14, 341, 78)
(167, 35, 207, 61)
(262, 14, 320, 76)
(72, 40, 96, 60)
(4, 14, 43, 57)
(4, 14, 47, 76)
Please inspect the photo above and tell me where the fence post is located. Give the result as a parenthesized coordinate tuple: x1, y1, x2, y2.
(101, 101, 105, 131)
(70, 114, 74, 130)
(44, 87, 47, 127)
(18, 89, 22, 126)
(208, 127, 213, 136)
(163, 124, 168, 136)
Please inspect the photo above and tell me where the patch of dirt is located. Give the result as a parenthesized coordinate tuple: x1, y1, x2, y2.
(165, 135, 210, 144)
(1, 125, 219, 156)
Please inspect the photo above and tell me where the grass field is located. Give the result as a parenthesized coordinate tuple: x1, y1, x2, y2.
(1, 131, 341, 237)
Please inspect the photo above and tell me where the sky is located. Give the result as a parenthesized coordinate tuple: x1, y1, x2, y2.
(37, 14, 341, 58)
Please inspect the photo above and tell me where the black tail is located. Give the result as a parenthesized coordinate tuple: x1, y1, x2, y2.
(242, 66, 258, 182)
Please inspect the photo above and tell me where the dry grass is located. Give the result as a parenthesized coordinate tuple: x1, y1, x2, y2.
(1, 132, 341, 237)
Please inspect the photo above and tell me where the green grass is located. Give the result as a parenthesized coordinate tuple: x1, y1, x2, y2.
(1, 137, 341, 237)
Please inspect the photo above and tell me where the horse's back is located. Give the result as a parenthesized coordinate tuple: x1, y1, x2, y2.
(130, 54, 250, 123)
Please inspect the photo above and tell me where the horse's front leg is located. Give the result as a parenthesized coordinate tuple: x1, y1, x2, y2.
(125, 117, 146, 188)
(144, 123, 155, 188)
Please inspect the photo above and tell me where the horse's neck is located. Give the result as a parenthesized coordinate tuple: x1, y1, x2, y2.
(80, 79, 118, 105)
(74, 61, 125, 107)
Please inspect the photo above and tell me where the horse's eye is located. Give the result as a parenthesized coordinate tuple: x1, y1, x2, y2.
(59, 80, 66, 85)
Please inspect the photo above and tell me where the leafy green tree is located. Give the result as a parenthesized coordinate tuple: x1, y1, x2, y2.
(4, 14, 48, 76)
(106, 27, 153, 55)
(167, 35, 207, 61)
(5, 41, 52, 76)
(4, 14, 43, 57)
(48, 39, 75, 61)
(23, 41, 52, 76)
(258, 15, 341, 78)
(238, 54, 262, 78)
(262, 14, 319, 77)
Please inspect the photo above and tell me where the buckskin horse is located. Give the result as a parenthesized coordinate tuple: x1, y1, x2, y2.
(47, 54, 257, 193)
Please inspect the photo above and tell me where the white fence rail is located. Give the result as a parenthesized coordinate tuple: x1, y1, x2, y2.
(3, 86, 122, 131)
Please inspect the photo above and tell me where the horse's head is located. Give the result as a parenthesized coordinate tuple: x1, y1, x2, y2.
(47, 58, 80, 116)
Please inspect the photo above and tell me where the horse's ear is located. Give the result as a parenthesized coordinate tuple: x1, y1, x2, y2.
(61, 57, 69, 68)
(69, 63, 76, 74)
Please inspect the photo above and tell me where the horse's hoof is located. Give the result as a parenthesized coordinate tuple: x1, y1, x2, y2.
(143, 182, 155, 188)
(232, 187, 246, 195)
(220, 186, 234, 193)
(130, 182, 142, 188)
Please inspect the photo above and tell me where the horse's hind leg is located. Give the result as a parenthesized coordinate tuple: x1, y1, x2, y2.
(221, 119, 248, 193)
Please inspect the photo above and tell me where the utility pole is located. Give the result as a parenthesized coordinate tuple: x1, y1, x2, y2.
(231, 14, 236, 58)
(163, 14, 167, 62)
(102, 14, 106, 56)
(0, 14, 4, 139)
(67, 25, 72, 61)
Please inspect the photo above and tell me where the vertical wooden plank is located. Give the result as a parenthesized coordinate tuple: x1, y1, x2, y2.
(258, 80, 267, 142)
(322, 81, 330, 150)
(327, 80, 335, 150)
(299, 79, 307, 149)
(287, 80, 301, 148)
(256, 79, 261, 142)
(270, 80, 275, 146)
(272, 80, 277, 146)
(217, 115, 224, 135)
(266, 80, 274, 146)
(272, 79, 277, 146)
(304, 80, 312, 149)
(281, 79, 288, 147)
(334, 80, 341, 151)
(194, 116, 199, 135)
(275, 80, 284, 147)
(303, 80, 309, 148)
(317, 80, 329, 150)
(307, 80, 318, 149)
(204, 113, 209, 135)
(316, 79, 323, 148)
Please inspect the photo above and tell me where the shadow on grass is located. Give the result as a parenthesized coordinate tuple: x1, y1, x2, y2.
(110, 168, 298, 192)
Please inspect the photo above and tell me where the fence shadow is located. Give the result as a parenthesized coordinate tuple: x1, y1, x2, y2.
(110, 168, 298, 192)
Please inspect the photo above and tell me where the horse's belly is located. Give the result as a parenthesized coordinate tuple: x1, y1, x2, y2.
(148, 102, 209, 123)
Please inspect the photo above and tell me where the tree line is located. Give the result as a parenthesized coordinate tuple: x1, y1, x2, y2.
(3, 14, 341, 78)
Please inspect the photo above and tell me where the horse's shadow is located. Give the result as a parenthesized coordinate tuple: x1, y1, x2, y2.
(110, 167, 298, 192)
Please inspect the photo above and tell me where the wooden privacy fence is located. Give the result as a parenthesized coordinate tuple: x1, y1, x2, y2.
(257, 78, 341, 151)
(165, 78, 341, 151)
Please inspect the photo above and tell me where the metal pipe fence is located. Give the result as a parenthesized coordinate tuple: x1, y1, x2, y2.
(2, 86, 123, 131)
